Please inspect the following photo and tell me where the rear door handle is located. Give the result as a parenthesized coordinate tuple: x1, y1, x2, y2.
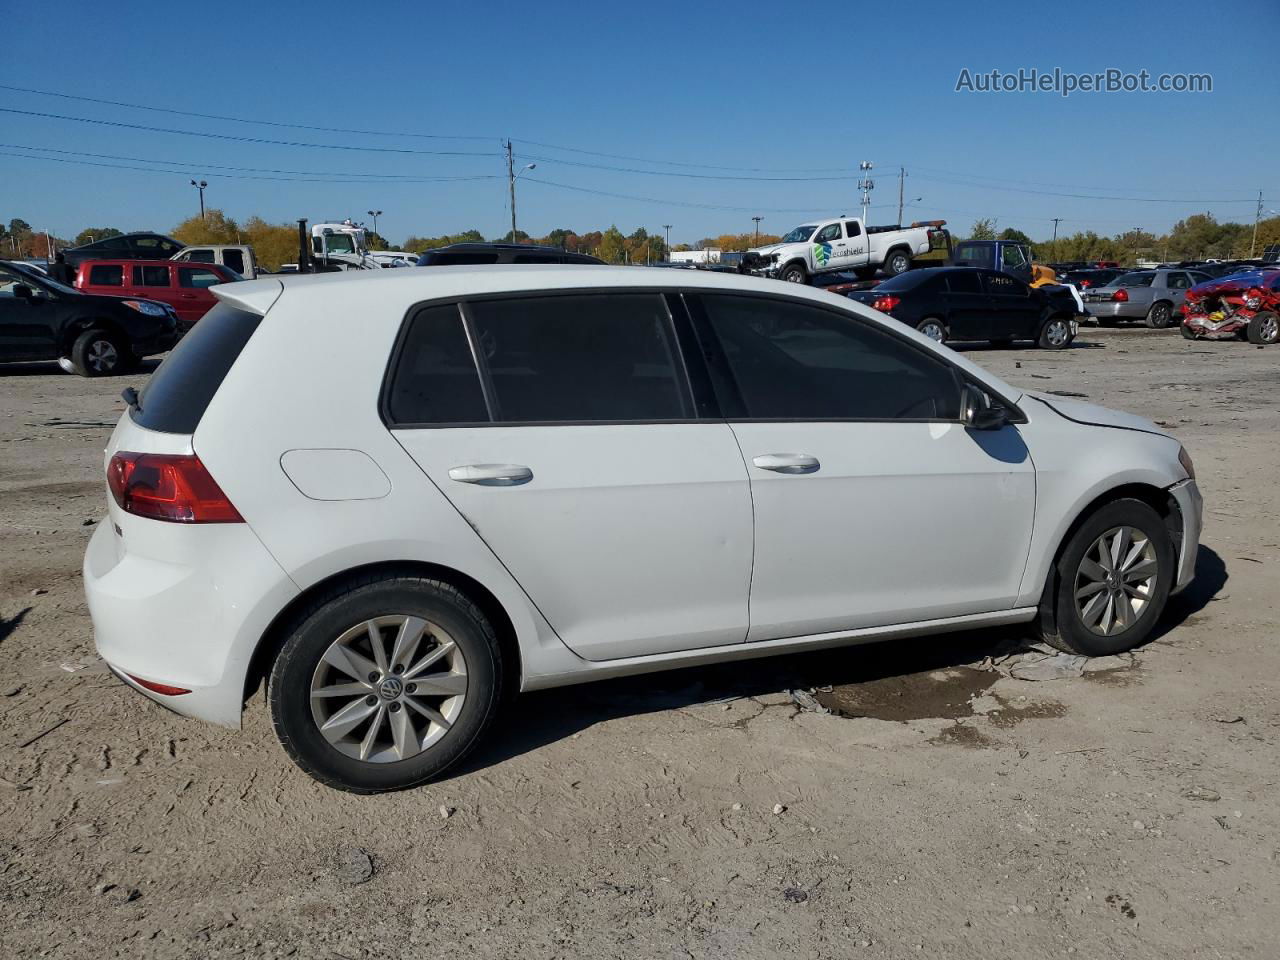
(752, 454, 820, 474)
(448, 464, 533, 486)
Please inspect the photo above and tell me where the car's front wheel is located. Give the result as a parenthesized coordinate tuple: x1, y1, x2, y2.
(884, 250, 912, 276)
(269, 575, 505, 793)
(1246, 310, 1279, 345)
(1038, 316, 1073, 349)
(780, 263, 808, 284)
(69, 328, 129, 377)
(1040, 498, 1175, 657)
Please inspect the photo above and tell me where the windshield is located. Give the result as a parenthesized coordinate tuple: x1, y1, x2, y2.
(780, 225, 817, 244)
(324, 234, 357, 255)
(1115, 272, 1155, 287)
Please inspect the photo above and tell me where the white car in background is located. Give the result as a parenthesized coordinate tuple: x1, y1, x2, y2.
(83, 266, 1202, 792)
(370, 251, 420, 268)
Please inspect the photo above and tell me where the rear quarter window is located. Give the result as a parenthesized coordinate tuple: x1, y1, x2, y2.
(132, 303, 261, 434)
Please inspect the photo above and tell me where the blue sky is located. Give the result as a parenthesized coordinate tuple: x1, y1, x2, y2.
(2, 0, 1275, 247)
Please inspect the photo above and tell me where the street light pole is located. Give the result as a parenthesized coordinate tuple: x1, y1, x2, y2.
(662, 224, 672, 261)
(190, 180, 207, 220)
(752, 216, 762, 242)
(367, 210, 382, 240)
(506, 141, 536, 242)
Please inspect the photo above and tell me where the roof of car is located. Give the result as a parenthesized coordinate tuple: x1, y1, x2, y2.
(212, 264, 1023, 402)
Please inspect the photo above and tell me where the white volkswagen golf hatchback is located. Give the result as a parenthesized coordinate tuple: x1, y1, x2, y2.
(84, 267, 1202, 792)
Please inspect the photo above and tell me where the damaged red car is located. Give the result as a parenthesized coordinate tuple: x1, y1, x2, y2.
(1181, 269, 1280, 344)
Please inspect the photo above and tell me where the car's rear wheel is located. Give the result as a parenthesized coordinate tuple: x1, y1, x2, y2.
(916, 318, 946, 342)
(69, 328, 128, 377)
(884, 250, 912, 276)
(1145, 301, 1173, 329)
(1039, 498, 1175, 657)
(1246, 310, 1279, 345)
(269, 575, 504, 793)
(1038, 317, 1073, 349)
(780, 263, 808, 284)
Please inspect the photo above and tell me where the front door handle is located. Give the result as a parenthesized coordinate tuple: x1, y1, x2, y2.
(752, 453, 820, 474)
(448, 463, 533, 486)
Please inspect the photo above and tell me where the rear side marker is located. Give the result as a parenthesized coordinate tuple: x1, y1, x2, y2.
(124, 673, 191, 696)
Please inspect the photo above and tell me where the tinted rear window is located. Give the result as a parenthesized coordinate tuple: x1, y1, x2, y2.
(132, 303, 261, 434)
(872, 270, 931, 292)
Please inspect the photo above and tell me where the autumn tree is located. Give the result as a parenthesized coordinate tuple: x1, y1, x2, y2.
(596, 226, 627, 263)
(172, 209, 241, 246)
(241, 217, 301, 271)
(715, 232, 780, 251)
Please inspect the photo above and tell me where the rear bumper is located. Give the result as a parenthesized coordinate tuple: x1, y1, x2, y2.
(83, 517, 299, 728)
(1085, 301, 1143, 319)
(1169, 478, 1203, 594)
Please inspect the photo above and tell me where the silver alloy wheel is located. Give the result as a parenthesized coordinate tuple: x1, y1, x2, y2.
(87, 338, 119, 372)
(309, 615, 468, 763)
(1074, 525, 1159, 637)
(919, 321, 945, 342)
(1261, 314, 1279, 342)
(1046, 320, 1070, 347)
(784, 268, 804, 283)
(889, 253, 908, 273)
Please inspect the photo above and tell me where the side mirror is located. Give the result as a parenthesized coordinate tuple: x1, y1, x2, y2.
(962, 383, 1007, 430)
(13, 283, 34, 300)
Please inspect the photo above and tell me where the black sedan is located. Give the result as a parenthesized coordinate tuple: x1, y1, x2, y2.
(62, 232, 184, 267)
(845, 267, 1079, 349)
(1, 260, 178, 376)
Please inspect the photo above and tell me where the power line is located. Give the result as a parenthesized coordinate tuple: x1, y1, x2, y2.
(0, 149, 501, 185)
(522, 176, 855, 214)
(0, 143, 492, 180)
(0, 106, 501, 157)
(908, 170, 1260, 204)
(0, 83, 495, 142)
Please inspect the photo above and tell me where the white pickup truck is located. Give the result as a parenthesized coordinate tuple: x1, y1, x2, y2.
(743, 216, 947, 284)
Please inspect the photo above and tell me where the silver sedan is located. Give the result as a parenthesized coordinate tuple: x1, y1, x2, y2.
(1085, 269, 1212, 328)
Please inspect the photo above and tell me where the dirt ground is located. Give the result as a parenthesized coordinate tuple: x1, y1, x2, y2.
(2, 326, 1277, 959)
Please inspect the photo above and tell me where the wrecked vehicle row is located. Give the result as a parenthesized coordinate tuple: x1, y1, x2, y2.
(1180, 269, 1280, 345)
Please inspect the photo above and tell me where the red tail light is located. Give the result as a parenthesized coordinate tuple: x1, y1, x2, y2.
(1112, 288, 1129, 302)
(871, 295, 901, 312)
(107, 452, 243, 523)
(1080, 280, 1092, 288)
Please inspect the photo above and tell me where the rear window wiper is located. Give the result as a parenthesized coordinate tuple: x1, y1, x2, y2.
(121, 387, 142, 412)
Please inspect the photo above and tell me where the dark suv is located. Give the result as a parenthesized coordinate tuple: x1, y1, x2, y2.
(416, 243, 604, 266)
(63, 232, 184, 267)
(0, 260, 178, 376)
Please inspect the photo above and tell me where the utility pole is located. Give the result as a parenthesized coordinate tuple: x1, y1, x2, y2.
(505, 141, 536, 242)
(896, 167, 906, 226)
(1051, 217, 1062, 259)
(751, 216, 762, 242)
(858, 161, 875, 226)
(1251, 190, 1264, 258)
(662, 224, 672, 261)
(190, 180, 207, 220)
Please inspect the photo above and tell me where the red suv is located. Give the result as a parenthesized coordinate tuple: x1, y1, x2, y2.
(75, 260, 239, 331)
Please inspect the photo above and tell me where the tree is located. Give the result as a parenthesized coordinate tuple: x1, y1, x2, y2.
(596, 225, 627, 264)
(967, 219, 996, 241)
(998, 227, 1032, 246)
(716, 232, 780, 251)
(241, 217, 301, 271)
(172, 209, 240, 246)
(403, 229, 484, 254)
(695, 237, 717, 250)
(73, 227, 122, 247)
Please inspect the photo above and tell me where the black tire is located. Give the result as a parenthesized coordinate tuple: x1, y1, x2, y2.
(1145, 301, 1173, 329)
(916, 318, 947, 342)
(69, 328, 128, 377)
(884, 249, 912, 276)
(1038, 316, 1074, 349)
(1180, 323, 1198, 341)
(268, 575, 505, 794)
(780, 262, 808, 284)
(1246, 310, 1279, 345)
(1038, 498, 1175, 657)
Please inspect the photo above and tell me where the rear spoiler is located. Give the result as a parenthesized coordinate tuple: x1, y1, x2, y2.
(211, 279, 284, 316)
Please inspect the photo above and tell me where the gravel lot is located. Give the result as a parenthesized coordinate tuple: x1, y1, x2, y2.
(2, 326, 1277, 959)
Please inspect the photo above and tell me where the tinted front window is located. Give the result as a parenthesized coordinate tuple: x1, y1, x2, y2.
(133, 303, 261, 434)
(385, 304, 488, 425)
(133, 265, 170, 287)
(89, 264, 123, 286)
(696, 295, 961, 420)
(179, 267, 223, 289)
(1003, 245, 1028, 268)
(468, 294, 688, 423)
